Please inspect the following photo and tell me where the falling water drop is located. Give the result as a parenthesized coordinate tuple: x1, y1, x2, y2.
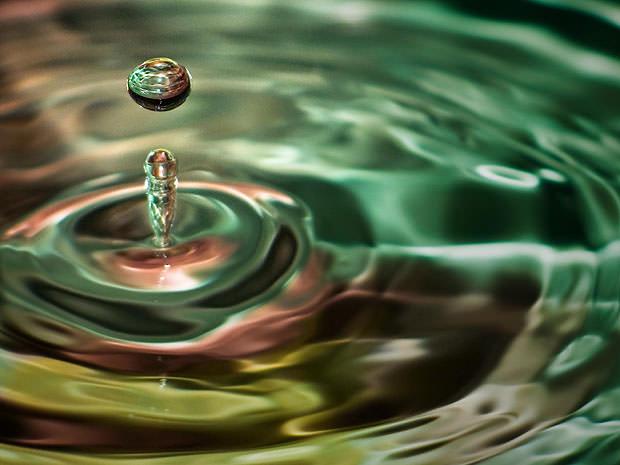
(127, 57, 191, 111)
(144, 148, 178, 248)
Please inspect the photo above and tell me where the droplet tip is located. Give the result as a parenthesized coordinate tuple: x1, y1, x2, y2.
(145, 149, 177, 179)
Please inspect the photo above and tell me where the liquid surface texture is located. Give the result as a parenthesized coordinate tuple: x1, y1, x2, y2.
(0, 1, 620, 464)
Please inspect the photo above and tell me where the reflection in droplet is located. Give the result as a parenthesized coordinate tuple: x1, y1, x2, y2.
(127, 57, 191, 111)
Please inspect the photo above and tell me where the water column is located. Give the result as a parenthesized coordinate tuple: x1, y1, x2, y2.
(127, 57, 191, 247)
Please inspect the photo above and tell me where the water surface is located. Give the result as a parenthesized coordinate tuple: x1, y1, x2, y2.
(1, 1, 620, 464)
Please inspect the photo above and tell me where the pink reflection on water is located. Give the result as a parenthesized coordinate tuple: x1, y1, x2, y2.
(98, 252, 329, 353)
(96, 237, 237, 290)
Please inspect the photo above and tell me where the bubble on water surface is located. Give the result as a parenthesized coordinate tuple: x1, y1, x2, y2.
(127, 57, 191, 111)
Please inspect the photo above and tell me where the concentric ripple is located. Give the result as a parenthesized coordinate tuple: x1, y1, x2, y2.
(0, 0, 620, 464)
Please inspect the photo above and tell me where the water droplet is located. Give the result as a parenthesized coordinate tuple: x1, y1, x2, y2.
(127, 57, 191, 111)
